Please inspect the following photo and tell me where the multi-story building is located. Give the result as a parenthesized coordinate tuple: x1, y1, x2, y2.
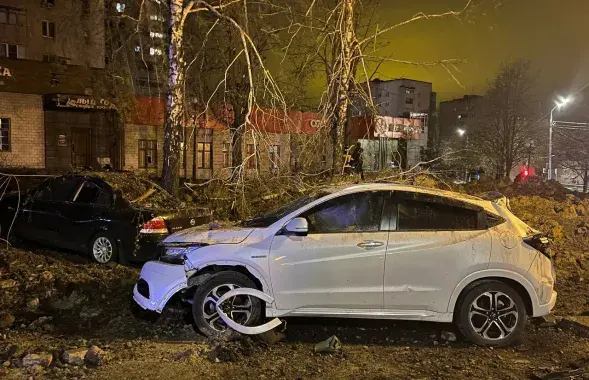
(0, 0, 105, 68)
(353, 78, 435, 169)
(438, 95, 483, 143)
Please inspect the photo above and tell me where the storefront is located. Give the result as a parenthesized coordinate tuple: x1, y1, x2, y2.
(43, 94, 123, 171)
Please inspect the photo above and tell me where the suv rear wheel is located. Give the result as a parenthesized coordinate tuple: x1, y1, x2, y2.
(192, 271, 262, 337)
(456, 280, 527, 346)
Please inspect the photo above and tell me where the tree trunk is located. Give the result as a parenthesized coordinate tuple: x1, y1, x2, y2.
(161, 0, 185, 195)
(330, 0, 356, 174)
(192, 126, 197, 180)
(231, 104, 244, 179)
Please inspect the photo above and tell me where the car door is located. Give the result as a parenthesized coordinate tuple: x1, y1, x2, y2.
(383, 191, 492, 315)
(58, 180, 113, 251)
(268, 190, 392, 313)
(20, 177, 81, 246)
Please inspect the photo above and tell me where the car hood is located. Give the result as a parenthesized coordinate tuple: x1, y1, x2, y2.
(163, 226, 256, 245)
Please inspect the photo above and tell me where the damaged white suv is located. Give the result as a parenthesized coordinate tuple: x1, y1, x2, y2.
(133, 184, 556, 346)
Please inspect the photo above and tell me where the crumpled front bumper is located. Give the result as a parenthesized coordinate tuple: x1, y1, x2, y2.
(133, 261, 188, 313)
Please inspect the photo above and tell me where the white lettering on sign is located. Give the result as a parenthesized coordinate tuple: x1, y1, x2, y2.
(0, 67, 12, 77)
(58, 96, 117, 110)
(310, 119, 322, 128)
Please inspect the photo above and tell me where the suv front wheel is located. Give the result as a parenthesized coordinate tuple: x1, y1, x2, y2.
(192, 271, 262, 337)
(456, 280, 527, 346)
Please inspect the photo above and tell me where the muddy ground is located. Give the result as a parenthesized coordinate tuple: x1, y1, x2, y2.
(2, 184, 589, 379)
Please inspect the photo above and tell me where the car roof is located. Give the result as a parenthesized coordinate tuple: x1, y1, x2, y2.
(326, 183, 497, 213)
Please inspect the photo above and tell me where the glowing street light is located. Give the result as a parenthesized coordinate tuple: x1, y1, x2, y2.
(548, 95, 573, 180)
(457, 128, 466, 137)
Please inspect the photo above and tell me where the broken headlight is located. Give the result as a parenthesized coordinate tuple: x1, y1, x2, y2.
(158, 243, 205, 265)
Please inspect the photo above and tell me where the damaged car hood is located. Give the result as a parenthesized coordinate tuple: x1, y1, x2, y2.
(163, 226, 256, 245)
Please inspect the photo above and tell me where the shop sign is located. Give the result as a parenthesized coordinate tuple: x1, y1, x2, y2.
(374, 116, 421, 140)
(54, 94, 117, 110)
(0, 66, 12, 77)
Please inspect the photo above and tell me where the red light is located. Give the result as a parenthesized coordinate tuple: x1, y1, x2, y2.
(524, 169, 529, 177)
(140, 217, 168, 234)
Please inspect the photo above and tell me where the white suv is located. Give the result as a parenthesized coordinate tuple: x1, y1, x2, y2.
(133, 184, 556, 346)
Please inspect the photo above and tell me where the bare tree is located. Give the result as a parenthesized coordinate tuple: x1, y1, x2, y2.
(470, 60, 540, 179)
(554, 128, 589, 192)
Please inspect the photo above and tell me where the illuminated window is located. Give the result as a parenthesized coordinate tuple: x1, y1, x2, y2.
(138, 139, 157, 168)
(149, 14, 163, 21)
(134, 45, 141, 52)
(115, 3, 126, 12)
(149, 47, 162, 56)
(149, 31, 164, 39)
(197, 142, 212, 169)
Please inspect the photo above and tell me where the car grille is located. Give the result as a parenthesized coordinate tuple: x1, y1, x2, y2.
(137, 279, 150, 299)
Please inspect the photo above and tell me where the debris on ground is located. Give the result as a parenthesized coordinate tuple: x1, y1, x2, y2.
(314, 335, 342, 354)
(0, 313, 14, 329)
(22, 353, 52, 367)
(62, 347, 88, 366)
(440, 331, 458, 342)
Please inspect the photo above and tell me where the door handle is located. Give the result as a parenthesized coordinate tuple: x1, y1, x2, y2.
(357, 240, 384, 249)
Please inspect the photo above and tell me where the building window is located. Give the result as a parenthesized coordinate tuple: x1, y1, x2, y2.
(138, 139, 157, 168)
(222, 142, 231, 168)
(269, 145, 280, 169)
(246, 144, 256, 169)
(149, 14, 163, 21)
(149, 31, 164, 39)
(405, 87, 414, 95)
(197, 142, 212, 169)
(0, 8, 24, 25)
(115, 2, 126, 12)
(0, 43, 24, 59)
(405, 98, 414, 105)
(0, 118, 10, 151)
(42, 21, 55, 38)
(149, 47, 162, 56)
(134, 45, 141, 53)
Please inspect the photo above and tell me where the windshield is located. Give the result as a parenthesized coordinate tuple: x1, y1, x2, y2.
(242, 192, 329, 228)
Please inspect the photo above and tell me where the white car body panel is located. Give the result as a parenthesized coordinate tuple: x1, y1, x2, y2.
(134, 183, 557, 328)
(269, 231, 388, 311)
(384, 230, 492, 313)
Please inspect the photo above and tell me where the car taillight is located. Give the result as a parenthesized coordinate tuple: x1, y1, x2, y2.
(140, 217, 168, 234)
(523, 234, 552, 259)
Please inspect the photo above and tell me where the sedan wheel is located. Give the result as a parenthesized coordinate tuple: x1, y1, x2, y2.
(457, 280, 527, 347)
(90, 233, 118, 264)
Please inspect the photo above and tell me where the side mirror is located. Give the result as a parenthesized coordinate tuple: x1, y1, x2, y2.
(283, 217, 308, 236)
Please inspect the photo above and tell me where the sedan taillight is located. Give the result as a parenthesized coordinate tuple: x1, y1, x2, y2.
(140, 216, 168, 234)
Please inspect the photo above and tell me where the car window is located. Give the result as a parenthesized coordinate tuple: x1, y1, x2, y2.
(34, 177, 79, 202)
(73, 182, 111, 206)
(301, 191, 387, 233)
(397, 199, 478, 231)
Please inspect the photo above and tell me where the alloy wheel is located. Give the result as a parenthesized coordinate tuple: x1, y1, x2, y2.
(202, 284, 253, 332)
(468, 291, 519, 341)
(92, 237, 113, 263)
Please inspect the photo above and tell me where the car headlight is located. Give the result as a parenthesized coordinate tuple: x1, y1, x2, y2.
(159, 244, 202, 265)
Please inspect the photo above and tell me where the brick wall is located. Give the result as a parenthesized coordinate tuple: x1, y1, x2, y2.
(0, 92, 44, 168)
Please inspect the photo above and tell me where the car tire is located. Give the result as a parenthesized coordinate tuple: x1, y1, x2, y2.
(89, 232, 118, 264)
(192, 271, 262, 338)
(456, 280, 527, 347)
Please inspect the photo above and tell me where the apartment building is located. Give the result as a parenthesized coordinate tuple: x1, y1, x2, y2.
(0, 0, 105, 68)
(353, 78, 435, 169)
(438, 95, 483, 142)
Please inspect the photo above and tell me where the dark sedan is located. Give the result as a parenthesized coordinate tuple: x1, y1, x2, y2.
(0, 174, 210, 264)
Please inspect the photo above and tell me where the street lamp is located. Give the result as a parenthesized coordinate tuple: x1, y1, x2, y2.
(548, 95, 573, 180)
(457, 128, 466, 137)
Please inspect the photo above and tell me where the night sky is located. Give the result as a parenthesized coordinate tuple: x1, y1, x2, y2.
(298, 0, 589, 109)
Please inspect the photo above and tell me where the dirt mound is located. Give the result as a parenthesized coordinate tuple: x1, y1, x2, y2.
(507, 176, 570, 201)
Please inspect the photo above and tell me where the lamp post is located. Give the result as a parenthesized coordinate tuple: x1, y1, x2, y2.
(457, 128, 468, 182)
(548, 95, 573, 180)
(525, 140, 535, 176)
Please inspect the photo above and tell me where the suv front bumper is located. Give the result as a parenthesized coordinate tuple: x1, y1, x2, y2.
(133, 261, 188, 313)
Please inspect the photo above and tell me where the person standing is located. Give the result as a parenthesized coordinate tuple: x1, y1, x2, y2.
(351, 142, 365, 181)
